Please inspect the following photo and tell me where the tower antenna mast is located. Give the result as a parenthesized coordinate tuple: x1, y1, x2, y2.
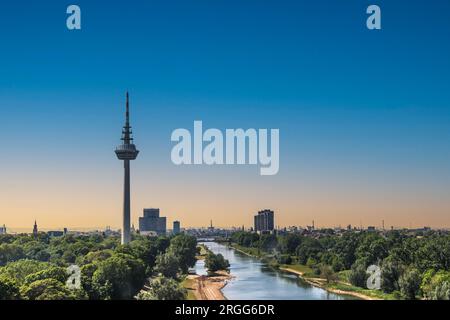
(115, 92, 139, 244)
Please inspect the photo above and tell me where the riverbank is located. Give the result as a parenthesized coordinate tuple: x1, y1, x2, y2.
(183, 271, 232, 300)
(229, 244, 386, 300)
(230, 244, 259, 257)
(279, 267, 380, 300)
(184, 244, 233, 300)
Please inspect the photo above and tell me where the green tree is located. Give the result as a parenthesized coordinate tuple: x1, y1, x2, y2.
(154, 252, 181, 279)
(380, 257, 405, 293)
(355, 234, 389, 266)
(91, 253, 146, 299)
(76, 249, 113, 266)
(20, 278, 78, 300)
(80, 263, 100, 299)
(306, 257, 317, 268)
(23, 241, 50, 262)
(205, 253, 230, 273)
(135, 276, 186, 300)
(0, 244, 25, 266)
(275, 254, 292, 265)
(24, 266, 68, 285)
(332, 233, 359, 269)
(320, 265, 337, 284)
(432, 281, 450, 300)
(0, 260, 49, 285)
(231, 231, 259, 247)
(129, 239, 158, 270)
(399, 268, 422, 300)
(155, 237, 171, 253)
(259, 234, 278, 252)
(415, 236, 450, 272)
(421, 270, 450, 300)
(168, 235, 197, 273)
(295, 238, 323, 265)
(348, 260, 368, 288)
(0, 276, 20, 300)
(331, 255, 345, 272)
(278, 234, 302, 255)
(62, 250, 76, 264)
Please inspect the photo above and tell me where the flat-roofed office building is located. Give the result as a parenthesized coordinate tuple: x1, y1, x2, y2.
(254, 209, 274, 233)
(139, 208, 166, 235)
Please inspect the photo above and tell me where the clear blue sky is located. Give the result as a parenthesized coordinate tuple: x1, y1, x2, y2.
(1, 0, 450, 228)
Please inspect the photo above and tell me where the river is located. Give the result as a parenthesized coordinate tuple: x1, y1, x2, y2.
(195, 242, 356, 300)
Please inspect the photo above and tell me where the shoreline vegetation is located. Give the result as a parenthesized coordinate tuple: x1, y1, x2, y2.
(278, 266, 379, 300)
(186, 242, 381, 300)
(183, 244, 232, 300)
(0, 233, 199, 300)
(4, 230, 447, 300)
(229, 243, 392, 300)
(227, 228, 450, 300)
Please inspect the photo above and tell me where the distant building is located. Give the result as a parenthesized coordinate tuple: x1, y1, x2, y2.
(306, 220, 315, 231)
(33, 220, 38, 238)
(367, 226, 376, 232)
(0, 224, 6, 235)
(103, 226, 119, 237)
(140, 230, 158, 237)
(139, 208, 166, 235)
(47, 231, 64, 237)
(173, 221, 181, 235)
(254, 209, 274, 233)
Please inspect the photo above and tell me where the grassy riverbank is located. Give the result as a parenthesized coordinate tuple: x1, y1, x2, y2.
(229, 243, 392, 300)
(279, 265, 395, 300)
(230, 243, 264, 257)
(326, 282, 396, 300)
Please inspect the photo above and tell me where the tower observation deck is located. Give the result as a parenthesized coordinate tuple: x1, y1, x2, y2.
(115, 92, 139, 244)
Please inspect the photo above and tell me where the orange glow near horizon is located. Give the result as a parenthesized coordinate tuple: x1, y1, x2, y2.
(1, 164, 449, 231)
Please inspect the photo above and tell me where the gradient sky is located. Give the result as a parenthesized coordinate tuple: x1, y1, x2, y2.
(1, 0, 450, 230)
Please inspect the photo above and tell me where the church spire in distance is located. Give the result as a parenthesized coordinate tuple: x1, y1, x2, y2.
(33, 220, 38, 238)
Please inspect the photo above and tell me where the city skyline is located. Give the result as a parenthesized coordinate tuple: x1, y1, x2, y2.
(2, 213, 447, 233)
(1, 1, 450, 230)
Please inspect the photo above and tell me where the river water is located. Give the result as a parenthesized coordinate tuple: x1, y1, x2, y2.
(195, 242, 355, 300)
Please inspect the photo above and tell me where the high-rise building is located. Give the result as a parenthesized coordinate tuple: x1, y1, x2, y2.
(139, 208, 166, 235)
(173, 221, 181, 234)
(0, 224, 6, 235)
(254, 209, 274, 233)
(115, 92, 139, 245)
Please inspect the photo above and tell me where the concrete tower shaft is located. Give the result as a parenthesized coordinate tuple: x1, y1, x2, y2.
(115, 92, 139, 245)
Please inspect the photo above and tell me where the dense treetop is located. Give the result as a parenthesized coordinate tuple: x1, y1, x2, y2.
(0, 233, 197, 300)
(231, 229, 450, 300)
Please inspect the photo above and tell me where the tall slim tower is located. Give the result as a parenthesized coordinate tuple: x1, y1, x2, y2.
(115, 92, 139, 244)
